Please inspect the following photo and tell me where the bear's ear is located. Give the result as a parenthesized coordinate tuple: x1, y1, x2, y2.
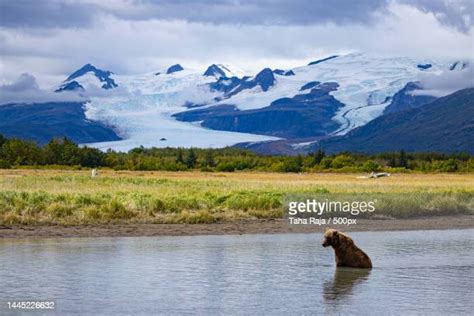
(333, 231, 338, 236)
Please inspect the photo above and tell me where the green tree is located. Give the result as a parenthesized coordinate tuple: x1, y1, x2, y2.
(295, 154, 303, 170)
(312, 149, 326, 166)
(1, 138, 42, 165)
(204, 150, 215, 167)
(79, 146, 105, 167)
(43, 137, 80, 165)
(281, 156, 302, 172)
(176, 149, 184, 164)
(216, 162, 236, 172)
(320, 157, 333, 169)
(399, 150, 408, 168)
(0, 134, 6, 147)
(467, 159, 474, 172)
(387, 154, 397, 167)
(186, 148, 197, 169)
(440, 158, 458, 172)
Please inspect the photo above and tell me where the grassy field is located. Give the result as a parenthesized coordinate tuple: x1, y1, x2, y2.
(0, 169, 473, 225)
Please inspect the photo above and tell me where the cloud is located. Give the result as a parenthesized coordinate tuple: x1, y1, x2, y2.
(0, 1, 472, 88)
(0, 73, 84, 104)
(1, 0, 472, 31)
(414, 65, 474, 97)
(399, 0, 473, 32)
(0, 0, 97, 28)
(0, 0, 389, 29)
(0, 73, 39, 92)
(102, 0, 390, 26)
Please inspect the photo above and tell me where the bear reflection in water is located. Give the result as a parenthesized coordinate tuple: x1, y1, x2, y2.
(323, 268, 371, 302)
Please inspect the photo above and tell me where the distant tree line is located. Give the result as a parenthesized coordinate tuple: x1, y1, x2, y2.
(0, 135, 473, 172)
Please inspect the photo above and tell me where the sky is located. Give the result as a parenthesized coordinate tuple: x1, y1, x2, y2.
(0, 0, 473, 88)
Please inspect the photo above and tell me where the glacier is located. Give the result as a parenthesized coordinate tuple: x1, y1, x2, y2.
(82, 69, 279, 151)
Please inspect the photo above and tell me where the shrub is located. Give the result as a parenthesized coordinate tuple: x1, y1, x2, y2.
(101, 199, 135, 220)
(361, 160, 382, 172)
(331, 155, 354, 169)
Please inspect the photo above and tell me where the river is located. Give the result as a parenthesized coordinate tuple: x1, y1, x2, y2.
(1, 229, 473, 315)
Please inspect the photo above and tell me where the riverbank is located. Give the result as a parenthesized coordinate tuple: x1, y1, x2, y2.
(1, 216, 473, 238)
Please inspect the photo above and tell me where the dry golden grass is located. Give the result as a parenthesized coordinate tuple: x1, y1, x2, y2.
(2, 169, 473, 192)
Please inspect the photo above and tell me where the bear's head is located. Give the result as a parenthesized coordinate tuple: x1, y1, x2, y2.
(322, 229, 340, 247)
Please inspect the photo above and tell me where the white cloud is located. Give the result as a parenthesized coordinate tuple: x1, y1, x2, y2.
(414, 65, 474, 97)
(0, 73, 84, 104)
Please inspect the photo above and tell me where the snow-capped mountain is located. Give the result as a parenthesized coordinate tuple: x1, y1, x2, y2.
(67, 54, 453, 149)
(203, 64, 237, 78)
(56, 63, 118, 92)
(19, 53, 466, 151)
(202, 54, 450, 134)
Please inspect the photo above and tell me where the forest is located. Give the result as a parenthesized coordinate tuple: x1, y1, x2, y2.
(0, 135, 472, 173)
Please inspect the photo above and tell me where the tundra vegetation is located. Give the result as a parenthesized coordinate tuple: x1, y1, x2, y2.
(0, 169, 472, 225)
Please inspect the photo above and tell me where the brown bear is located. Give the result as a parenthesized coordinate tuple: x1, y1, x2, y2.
(322, 229, 372, 269)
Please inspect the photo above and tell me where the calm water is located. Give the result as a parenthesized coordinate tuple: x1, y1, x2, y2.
(1, 229, 473, 315)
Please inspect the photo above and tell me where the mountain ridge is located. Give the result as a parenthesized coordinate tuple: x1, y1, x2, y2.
(314, 88, 474, 154)
(1, 54, 470, 152)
